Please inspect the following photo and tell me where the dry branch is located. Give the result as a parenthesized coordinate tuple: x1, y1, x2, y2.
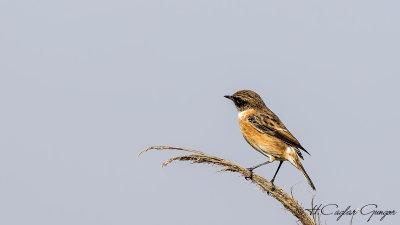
(138, 145, 316, 225)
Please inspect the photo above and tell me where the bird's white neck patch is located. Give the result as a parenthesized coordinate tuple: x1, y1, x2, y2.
(238, 110, 247, 119)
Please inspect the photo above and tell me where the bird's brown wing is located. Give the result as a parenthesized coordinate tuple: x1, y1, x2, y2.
(247, 113, 310, 159)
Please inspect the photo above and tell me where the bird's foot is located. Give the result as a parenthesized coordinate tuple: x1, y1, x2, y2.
(270, 179, 276, 191)
(266, 184, 275, 195)
(245, 168, 254, 180)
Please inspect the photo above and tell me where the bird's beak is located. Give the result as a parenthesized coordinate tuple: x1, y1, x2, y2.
(224, 95, 233, 100)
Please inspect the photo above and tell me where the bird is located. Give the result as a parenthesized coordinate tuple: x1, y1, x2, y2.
(224, 90, 316, 190)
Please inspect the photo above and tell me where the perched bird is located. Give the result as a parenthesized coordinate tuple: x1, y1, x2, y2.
(225, 90, 316, 190)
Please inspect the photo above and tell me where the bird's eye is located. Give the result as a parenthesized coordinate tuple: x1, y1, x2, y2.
(235, 97, 246, 106)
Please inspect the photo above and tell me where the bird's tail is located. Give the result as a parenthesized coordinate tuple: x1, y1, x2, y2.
(287, 148, 316, 190)
(297, 162, 316, 190)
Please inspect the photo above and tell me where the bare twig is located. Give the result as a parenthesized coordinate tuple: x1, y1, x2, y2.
(290, 182, 301, 199)
(350, 208, 360, 225)
(138, 145, 205, 158)
(139, 145, 316, 225)
(310, 195, 321, 225)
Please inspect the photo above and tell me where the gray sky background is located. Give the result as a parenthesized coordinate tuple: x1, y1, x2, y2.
(1, 1, 399, 225)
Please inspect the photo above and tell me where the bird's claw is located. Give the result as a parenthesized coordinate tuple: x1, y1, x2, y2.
(245, 168, 254, 180)
(270, 179, 276, 191)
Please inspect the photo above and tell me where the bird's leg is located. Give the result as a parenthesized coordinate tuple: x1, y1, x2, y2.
(245, 161, 271, 180)
(248, 161, 271, 171)
(270, 161, 283, 190)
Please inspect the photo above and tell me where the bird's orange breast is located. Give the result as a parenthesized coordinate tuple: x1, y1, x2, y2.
(238, 109, 287, 161)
